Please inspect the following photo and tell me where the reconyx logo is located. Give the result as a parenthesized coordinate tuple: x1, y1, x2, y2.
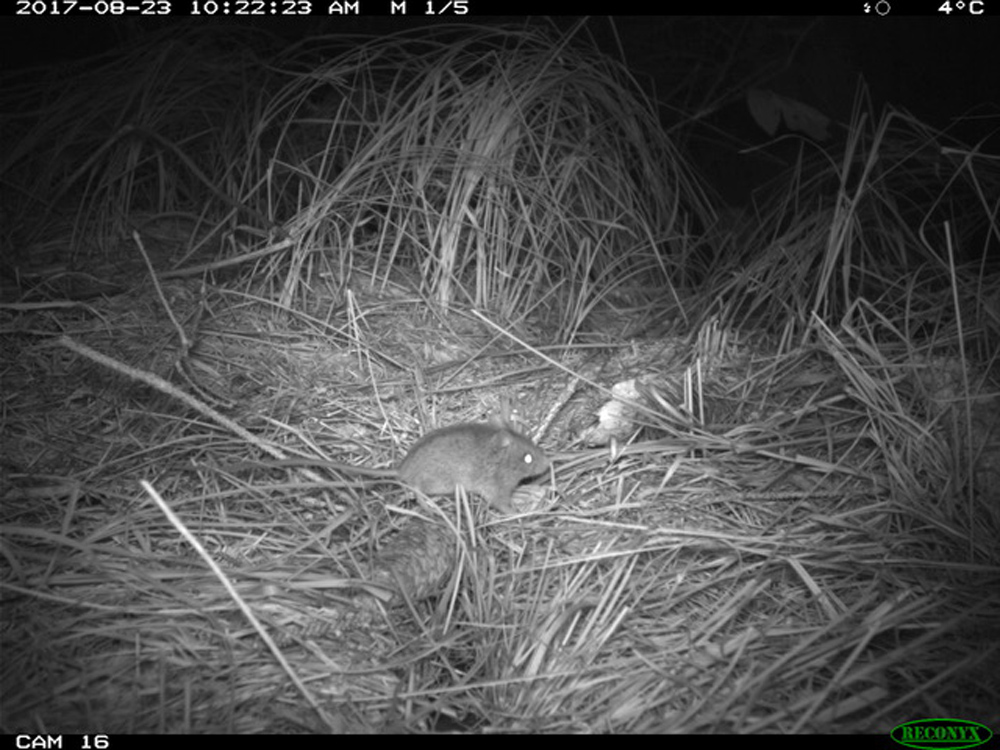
(891, 719, 993, 750)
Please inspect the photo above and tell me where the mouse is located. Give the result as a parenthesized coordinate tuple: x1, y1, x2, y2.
(397, 422, 550, 512)
(248, 422, 550, 512)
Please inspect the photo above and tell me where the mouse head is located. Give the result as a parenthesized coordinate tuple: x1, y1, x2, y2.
(495, 428, 549, 479)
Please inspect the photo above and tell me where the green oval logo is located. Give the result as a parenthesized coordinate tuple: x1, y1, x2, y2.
(891, 719, 993, 750)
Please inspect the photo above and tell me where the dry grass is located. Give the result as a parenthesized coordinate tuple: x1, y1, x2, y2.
(2, 20, 998, 733)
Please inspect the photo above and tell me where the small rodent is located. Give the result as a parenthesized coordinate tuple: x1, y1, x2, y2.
(266, 422, 549, 512)
(397, 422, 550, 511)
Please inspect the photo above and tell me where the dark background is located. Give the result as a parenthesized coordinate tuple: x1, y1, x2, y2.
(2, 14, 998, 206)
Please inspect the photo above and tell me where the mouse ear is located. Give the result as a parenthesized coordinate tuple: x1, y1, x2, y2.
(492, 429, 514, 451)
